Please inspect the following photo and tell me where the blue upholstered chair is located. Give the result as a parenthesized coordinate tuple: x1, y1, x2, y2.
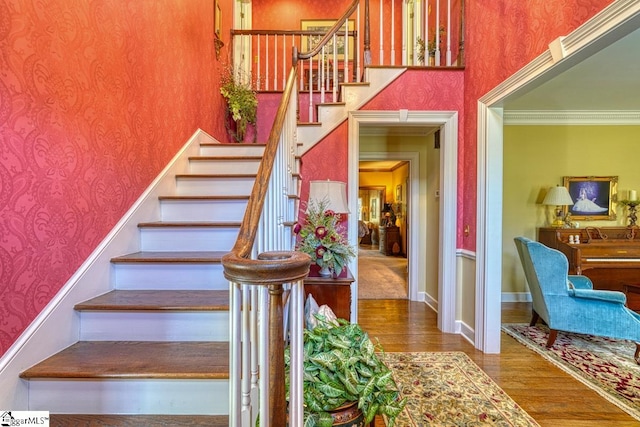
(514, 236, 640, 363)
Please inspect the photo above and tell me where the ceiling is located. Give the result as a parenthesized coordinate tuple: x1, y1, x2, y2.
(359, 160, 407, 172)
(503, 20, 640, 112)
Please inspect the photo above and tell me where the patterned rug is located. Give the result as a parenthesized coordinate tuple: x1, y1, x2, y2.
(378, 351, 539, 426)
(502, 324, 640, 421)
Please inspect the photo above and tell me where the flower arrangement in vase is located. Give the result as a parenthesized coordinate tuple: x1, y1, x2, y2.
(219, 64, 257, 143)
(294, 199, 356, 277)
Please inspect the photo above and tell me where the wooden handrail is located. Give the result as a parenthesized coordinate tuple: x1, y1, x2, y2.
(226, 63, 300, 259)
(297, 0, 361, 61)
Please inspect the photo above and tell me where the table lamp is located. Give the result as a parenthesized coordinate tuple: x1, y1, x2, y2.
(308, 180, 349, 214)
(542, 186, 574, 227)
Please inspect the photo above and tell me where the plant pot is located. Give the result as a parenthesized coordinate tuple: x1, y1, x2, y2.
(330, 401, 366, 426)
(318, 264, 332, 277)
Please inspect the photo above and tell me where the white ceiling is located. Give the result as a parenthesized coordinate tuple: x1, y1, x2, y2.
(503, 22, 640, 111)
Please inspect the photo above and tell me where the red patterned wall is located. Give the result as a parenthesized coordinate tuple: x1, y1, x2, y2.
(461, 0, 614, 250)
(0, 0, 228, 356)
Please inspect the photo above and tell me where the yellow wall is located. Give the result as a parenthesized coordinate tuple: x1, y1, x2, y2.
(503, 125, 640, 294)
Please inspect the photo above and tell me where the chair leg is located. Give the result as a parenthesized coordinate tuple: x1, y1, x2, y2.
(546, 329, 558, 348)
(529, 310, 540, 326)
(635, 343, 640, 365)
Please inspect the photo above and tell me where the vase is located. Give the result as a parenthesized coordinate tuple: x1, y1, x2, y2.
(318, 264, 332, 277)
(330, 401, 366, 426)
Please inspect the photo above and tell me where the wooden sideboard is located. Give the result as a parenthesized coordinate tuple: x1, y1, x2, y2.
(538, 227, 640, 300)
(304, 265, 355, 321)
(379, 226, 401, 256)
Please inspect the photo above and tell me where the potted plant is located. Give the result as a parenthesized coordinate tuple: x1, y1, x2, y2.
(285, 316, 406, 426)
(416, 25, 446, 66)
(294, 199, 356, 277)
(220, 65, 258, 142)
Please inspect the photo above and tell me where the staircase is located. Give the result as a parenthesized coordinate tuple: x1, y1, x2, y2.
(13, 65, 407, 425)
(19, 142, 270, 426)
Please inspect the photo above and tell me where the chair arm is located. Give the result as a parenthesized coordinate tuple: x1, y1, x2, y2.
(568, 275, 593, 290)
(569, 288, 627, 304)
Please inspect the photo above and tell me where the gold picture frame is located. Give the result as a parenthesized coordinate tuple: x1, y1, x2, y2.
(563, 176, 617, 221)
(301, 19, 355, 60)
(214, 0, 222, 39)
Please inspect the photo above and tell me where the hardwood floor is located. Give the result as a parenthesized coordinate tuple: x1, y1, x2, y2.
(358, 300, 639, 427)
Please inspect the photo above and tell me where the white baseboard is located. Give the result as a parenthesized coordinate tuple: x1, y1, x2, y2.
(0, 129, 215, 409)
(501, 292, 532, 303)
(458, 320, 475, 346)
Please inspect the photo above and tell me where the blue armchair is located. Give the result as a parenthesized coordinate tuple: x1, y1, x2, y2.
(514, 236, 640, 363)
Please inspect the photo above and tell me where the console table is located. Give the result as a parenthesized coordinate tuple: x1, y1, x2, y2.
(304, 265, 354, 321)
(379, 226, 400, 256)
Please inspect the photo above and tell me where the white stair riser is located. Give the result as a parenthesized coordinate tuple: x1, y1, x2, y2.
(175, 177, 254, 196)
(114, 264, 228, 291)
(78, 311, 229, 341)
(28, 379, 228, 414)
(189, 159, 260, 174)
(161, 199, 248, 221)
(140, 227, 239, 251)
(199, 145, 264, 157)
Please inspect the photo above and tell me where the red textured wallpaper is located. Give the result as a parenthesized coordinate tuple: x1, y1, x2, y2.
(460, 0, 613, 250)
(0, 0, 227, 356)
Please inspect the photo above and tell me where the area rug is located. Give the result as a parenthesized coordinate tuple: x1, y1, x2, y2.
(378, 351, 539, 426)
(502, 324, 640, 421)
(358, 246, 407, 299)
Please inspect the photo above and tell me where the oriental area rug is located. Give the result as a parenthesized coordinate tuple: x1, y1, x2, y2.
(502, 324, 640, 422)
(378, 351, 539, 426)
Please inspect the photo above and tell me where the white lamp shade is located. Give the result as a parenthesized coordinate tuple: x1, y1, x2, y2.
(308, 180, 349, 214)
(542, 186, 574, 206)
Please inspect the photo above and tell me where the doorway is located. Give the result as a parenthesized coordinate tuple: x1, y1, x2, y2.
(347, 110, 458, 333)
(357, 176, 409, 300)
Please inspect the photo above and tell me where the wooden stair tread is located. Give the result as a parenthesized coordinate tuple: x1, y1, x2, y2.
(297, 122, 322, 126)
(189, 155, 263, 160)
(111, 251, 226, 263)
(316, 102, 346, 107)
(75, 290, 229, 311)
(158, 195, 249, 200)
(175, 173, 256, 178)
(20, 341, 229, 379)
(200, 142, 266, 147)
(50, 414, 228, 427)
(137, 221, 241, 228)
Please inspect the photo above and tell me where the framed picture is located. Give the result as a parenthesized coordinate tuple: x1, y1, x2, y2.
(563, 176, 617, 220)
(396, 185, 402, 202)
(214, 0, 222, 39)
(301, 19, 355, 60)
(370, 198, 378, 220)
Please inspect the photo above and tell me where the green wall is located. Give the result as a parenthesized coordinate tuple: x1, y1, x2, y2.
(503, 125, 640, 295)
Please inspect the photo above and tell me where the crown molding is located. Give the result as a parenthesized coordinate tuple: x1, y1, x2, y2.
(504, 110, 640, 125)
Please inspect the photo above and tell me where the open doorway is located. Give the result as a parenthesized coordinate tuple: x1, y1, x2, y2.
(357, 166, 409, 300)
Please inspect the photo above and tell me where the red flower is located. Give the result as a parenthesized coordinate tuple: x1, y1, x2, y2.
(293, 223, 302, 234)
(324, 210, 335, 217)
(315, 246, 326, 258)
(315, 226, 327, 239)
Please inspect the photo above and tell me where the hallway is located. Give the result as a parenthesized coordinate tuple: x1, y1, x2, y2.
(357, 244, 408, 299)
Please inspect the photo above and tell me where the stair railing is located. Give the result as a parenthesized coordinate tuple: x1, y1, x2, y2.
(222, 53, 310, 427)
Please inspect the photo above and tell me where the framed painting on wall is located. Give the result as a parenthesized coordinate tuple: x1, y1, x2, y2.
(300, 19, 355, 60)
(563, 176, 617, 221)
(214, 0, 222, 39)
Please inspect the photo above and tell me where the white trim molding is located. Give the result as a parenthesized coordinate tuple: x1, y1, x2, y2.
(348, 110, 458, 334)
(504, 110, 640, 125)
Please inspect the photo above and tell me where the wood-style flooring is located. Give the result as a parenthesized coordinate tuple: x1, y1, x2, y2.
(358, 300, 639, 427)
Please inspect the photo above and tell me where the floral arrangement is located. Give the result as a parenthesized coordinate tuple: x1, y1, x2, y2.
(294, 199, 356, 275)
(219, 64, 257, 142)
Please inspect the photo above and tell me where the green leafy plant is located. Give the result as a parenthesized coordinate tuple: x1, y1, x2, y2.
(220, 65, 257, 142)
(294, 199, 356, 275)
(285, 317, 407, 427)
